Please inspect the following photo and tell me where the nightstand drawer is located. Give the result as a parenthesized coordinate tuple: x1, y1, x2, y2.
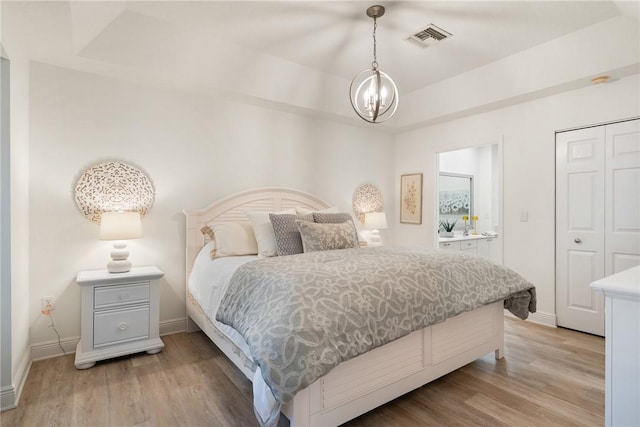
(94, 282, 149, 309)
(93, 306, 150, 348)
(460, 240, 477, 250)
(439, 241, 461, 250)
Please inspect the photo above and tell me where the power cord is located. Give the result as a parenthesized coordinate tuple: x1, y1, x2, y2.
(41, 305, 66, 356)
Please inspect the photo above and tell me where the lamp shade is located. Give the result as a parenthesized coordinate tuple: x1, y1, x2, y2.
(364, 212, 388, 230)
(100, 212, 142, 240)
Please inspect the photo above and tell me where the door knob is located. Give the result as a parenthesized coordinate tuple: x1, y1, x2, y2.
(574, 238, 582, 243)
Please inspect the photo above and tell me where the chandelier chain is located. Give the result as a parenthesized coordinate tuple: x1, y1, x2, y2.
(372, 17, 378, 69)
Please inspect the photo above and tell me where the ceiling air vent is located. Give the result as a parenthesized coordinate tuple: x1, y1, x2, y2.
(406, 24, 452, 48)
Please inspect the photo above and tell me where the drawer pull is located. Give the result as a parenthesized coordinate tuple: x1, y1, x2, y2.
(119, 294, 128, 300)
(119, 322, 128, 331)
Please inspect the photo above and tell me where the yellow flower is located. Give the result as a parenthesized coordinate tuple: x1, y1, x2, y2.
(472, 215, 478, 221)
(462, 215, 469, 221)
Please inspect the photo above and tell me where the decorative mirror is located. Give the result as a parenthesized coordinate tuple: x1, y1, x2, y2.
(74, 161, 155, 224)
(352, 183, 383, 224)
(439, 172, 473, 230)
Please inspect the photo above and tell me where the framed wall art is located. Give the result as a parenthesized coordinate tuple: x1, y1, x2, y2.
(400, 173, 423, 224)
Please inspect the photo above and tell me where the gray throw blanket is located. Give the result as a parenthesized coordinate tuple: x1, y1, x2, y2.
(216, 247, 536, 406)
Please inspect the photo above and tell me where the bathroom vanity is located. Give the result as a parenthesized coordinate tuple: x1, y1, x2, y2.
(439, 234, 501, 265)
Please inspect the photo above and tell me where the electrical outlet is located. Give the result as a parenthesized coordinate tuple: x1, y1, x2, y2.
(41, 296, 55, 313)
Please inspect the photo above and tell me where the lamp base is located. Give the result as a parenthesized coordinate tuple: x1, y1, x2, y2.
(107, 242, 132, 274)
(107, 259, 132, 274)
(370, 229, 382, 245)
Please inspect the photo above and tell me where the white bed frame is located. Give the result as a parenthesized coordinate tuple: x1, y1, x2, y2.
(184, 187, 504, 427)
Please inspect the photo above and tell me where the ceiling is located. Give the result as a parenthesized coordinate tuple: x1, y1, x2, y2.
(2, 1, 630, 95)
(125, 1, 622, 93)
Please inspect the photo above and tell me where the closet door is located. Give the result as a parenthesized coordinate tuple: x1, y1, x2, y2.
(556, 126, 605, 336)
(605, 120, 640, 275)
(556, 119, 640, 336)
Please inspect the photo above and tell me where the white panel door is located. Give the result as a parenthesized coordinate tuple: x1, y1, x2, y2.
(605, 120, 640, 275)
(556, 126, 605, 336)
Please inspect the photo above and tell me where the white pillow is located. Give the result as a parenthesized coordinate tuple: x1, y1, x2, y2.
(211, 222, 258, 258)
(245, 209, 296, 257)
(295, 206, 339, 216)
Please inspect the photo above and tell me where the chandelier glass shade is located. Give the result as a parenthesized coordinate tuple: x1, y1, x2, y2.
(349, 5, 398, 123)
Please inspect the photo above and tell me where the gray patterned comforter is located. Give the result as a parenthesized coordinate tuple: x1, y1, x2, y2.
(216, 247, 536, 405)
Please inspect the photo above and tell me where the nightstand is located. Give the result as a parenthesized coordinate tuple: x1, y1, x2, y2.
(74, 266, 164, 369)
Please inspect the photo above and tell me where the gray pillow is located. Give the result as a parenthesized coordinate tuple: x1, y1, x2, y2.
(296, 220, 360, 253)
(269, 213, 312, 256)
(312, 212, 353, 224)
(313, 212, 359, 244)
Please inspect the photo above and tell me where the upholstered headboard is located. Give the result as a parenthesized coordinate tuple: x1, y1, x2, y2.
(183, 187, 330, 283)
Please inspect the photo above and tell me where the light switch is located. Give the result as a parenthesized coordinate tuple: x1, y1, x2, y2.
(520, 211, 529, 222)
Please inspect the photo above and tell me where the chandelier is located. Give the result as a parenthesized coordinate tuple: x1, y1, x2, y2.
(349, 5, 399, 123)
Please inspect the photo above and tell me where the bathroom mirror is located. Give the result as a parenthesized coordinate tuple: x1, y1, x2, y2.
(439, 172, 473, 230)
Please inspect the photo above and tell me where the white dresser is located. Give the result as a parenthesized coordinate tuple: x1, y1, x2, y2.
(439, 235, 501, 264)
(591, 266, 640, 427)
(74, 266, 164, 369)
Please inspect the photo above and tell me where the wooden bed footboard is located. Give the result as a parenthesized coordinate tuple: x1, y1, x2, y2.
(283, 301, 505, 427)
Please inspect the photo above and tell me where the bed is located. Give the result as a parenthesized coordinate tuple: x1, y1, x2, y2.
(184, 187, 534, 427)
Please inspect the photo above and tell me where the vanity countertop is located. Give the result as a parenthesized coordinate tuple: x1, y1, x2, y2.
(438, 234, 498, 243)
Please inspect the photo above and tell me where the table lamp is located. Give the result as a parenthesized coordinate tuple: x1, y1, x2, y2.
(364, 212, 388, 246)
(100, 211, 142, 273)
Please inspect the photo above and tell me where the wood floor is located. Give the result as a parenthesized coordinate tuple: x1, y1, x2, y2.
(1, 318, 604, 427)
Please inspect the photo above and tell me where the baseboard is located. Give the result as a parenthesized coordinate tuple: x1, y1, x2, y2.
(1, 347, 32, 411)
(30, 336, 79, 362)
(159, 317, 187, 336)
(527, 311, 557, 327)
(12, 347, 31, 407)
(0, 385, 16, 411)
(30, 318, 188, 361)
(505, 310, 557, 328)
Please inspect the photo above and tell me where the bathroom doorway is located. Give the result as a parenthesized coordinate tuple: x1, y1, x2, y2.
(436, 144, 502, 264)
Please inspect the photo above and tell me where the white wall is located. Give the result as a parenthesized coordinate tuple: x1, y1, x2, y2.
(9, 53, 30, 388)
(395, 73, 640, 325)
(27, 62, 395, 350)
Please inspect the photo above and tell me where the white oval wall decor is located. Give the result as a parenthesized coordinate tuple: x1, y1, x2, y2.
(74, 161, 155, 223)
(352, 183, 384, 223)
